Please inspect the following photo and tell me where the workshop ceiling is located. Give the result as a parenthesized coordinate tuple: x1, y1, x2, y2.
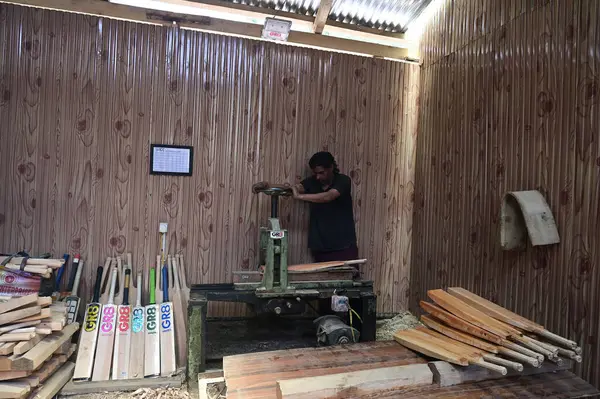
(217, 0, 434, 32)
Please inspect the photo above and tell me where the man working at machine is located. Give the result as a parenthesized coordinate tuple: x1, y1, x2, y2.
(254, 151, 358, 262)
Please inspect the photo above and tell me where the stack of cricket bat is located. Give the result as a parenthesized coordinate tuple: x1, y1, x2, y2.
(0, 294, 79, 398)
(0, 256, 69, 297)
(72, 253, 190, 384)
(395, 287, 581, 376)
(0, 256, 67, 280)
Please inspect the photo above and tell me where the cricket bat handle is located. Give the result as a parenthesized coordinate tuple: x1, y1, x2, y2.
(71, 260, 84, 297)
(136, 273, 142, 307)
(162, 266, 169, 302)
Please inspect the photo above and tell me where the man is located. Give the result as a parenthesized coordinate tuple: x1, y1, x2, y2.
(291, 151, 358, 262)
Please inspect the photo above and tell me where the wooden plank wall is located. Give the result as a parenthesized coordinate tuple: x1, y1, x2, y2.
(0, 4, 419, 315)
(413, 0, 600, 388)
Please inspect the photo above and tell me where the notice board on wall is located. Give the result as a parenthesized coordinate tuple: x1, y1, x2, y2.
(149, 144, 193, 176)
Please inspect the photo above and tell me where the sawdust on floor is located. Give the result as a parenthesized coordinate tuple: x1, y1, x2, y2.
(61, 384, 228, 399)
(63, 387, 192, 399)
(376, 311, 422, 341)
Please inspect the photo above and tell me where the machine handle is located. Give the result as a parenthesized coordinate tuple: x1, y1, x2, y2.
(251, 182, 293, 196)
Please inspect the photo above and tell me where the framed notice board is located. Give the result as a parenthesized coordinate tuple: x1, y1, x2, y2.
(149, 144, 194, 176)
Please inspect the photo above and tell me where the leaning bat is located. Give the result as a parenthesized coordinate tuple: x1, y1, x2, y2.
(144, 267, 160, 377)
(129, 272, 145, 379)
(170, 256, 187, 367)
(91, 268, 118, 381)
(65, 258, 84, 324)
(112, 269, 132, 380)
(159, 263, 176, 376)
(72, 266, 104, 381)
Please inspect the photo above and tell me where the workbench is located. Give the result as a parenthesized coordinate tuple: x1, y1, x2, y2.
(186, 282, 377, 384)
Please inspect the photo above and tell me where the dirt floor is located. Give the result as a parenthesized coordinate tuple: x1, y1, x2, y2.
(61, 312, 418, 399)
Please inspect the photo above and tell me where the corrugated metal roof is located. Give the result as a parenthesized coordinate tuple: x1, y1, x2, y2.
(330, 0, 433, 32)
(222, 0, 433, 32)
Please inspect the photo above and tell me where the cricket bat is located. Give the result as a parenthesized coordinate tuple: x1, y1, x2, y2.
(72, 266, 104, 381)
(112, 268, 131, 380)
(129, 272, 145, 379)
(144, 267, 160, 377)
(65, 258, 84, 324)
(100, 257, 116, 304)
(170, 256, 187, 367)
(91, 268, 118, 381)
(159, 263, 176, 376)
(62, 253, 80, 299)
(52, 253, 69, 301)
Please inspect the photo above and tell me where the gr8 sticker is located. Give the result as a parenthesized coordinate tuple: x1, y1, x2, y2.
(270, 230, 285, 239)
(100, 306, 116, 333)
(84, 304, 101, 332)
(132, 308, 144, 333)
(117, 306, 131, 332)
(160, 303, 172, 329)
(146, 306, 157, 332)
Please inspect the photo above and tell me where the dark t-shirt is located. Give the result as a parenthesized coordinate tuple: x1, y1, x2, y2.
(301, 173, 357, 252)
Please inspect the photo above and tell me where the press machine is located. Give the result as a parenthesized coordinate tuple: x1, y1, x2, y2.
(187, 184, 377, 381)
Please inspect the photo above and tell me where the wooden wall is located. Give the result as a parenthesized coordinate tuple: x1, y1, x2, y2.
(413, 0, 600, 387)
(0, 4, 419, 314)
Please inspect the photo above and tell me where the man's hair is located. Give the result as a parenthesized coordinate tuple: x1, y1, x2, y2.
(309, 151, 340, 174)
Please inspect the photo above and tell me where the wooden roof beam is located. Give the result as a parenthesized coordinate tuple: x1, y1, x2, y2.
(313, 0, 334, 34)
(0, 0, 411, 60)
(187, 0, 406, 39)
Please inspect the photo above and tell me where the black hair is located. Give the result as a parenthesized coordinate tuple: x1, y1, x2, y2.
(309, 151, 340, 174)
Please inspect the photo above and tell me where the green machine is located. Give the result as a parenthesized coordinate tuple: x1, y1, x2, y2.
(237, 184, 368, 296)
(254, 186, 291, 295)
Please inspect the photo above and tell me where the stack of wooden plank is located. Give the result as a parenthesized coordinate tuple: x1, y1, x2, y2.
(223, 341, 432, 399)
(0, 294, 79, 398)
(221, 339, 597, 398)
(395, 287, 581, 376)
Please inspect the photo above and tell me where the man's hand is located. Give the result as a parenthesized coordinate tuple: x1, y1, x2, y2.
(292, 185, 300, 199)
(252, 181, 269, 194)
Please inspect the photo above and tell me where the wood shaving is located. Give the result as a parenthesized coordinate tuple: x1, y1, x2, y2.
(207, 381, 227, 399)
(376, 311, 422, 341)
(130, 387, 190, 399)
(63, 387, 191, 399)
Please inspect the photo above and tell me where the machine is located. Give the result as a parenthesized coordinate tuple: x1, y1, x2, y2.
(186, 183, 377, 380)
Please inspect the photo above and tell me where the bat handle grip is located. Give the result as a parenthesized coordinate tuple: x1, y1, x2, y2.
(149, 268, 156, 304)
(123, 269, 131, 305)
(92, 266, 103, 303)
(162, 265, 169, 302)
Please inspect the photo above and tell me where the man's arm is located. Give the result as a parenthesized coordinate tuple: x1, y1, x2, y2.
(293, 183, 305, 194)
(293, 175, 350, 203)
(294, 189, 340, 203)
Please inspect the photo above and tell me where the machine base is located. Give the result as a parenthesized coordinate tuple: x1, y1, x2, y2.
(186, 281, 377, 388)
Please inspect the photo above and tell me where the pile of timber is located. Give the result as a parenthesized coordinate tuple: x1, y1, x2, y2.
(223, 341, 432, 399)
(0, 257, 65, 280)
(395, 287, 581, 376)
(221, 338, 597, 399)
(0, 294, 78, 398)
